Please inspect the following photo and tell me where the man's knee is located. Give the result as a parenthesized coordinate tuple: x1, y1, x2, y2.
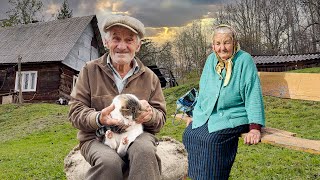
(128, 136, 158, 161)
(94, 153, 123, 168)
(82, 140, 125, 168)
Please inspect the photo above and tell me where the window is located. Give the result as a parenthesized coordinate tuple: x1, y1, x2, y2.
(72, 74, 78, 88)
(15, 71, 38, 92)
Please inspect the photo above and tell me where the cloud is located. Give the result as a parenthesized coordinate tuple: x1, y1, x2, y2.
(0, 0, 223, 44)
(37, 0, 222, 29)
(45, 2, 60, 16)
(188, 0, 225, 5)
(95, 0, 124, 12)
(75, 0, 98, 16)
(94, 0, 221, 27)
(146, 26, 180, 44)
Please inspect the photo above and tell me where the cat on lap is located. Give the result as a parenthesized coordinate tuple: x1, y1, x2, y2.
(103, 94, 145, 157)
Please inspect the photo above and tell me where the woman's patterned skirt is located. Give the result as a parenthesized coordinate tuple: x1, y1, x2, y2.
(183, 123, 248, 180)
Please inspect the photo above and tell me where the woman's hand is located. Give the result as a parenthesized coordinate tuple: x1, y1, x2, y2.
(136, 100, 153, 124)
(244, 129, 261, 145)
(186, 118, 192, 126)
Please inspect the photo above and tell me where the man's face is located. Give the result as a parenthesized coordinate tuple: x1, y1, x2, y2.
(212, 33, 234, 60)
(105, 26, 141, 65)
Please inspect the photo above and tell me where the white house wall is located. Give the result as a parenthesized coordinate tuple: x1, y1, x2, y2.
(62, 24, 100, 71)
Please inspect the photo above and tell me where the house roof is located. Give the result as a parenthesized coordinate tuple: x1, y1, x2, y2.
(0, 15, 99, 64)
(253, 53, 320, 64)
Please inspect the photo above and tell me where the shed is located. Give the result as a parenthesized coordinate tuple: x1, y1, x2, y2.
(148, 65, 178, 88)
(253, 53, 320, 72)
(0, 15, 105, 103)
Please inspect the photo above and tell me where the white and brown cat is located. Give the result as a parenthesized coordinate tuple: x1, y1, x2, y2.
(103, 94, 144, 157)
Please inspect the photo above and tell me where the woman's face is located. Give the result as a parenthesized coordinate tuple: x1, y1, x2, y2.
(212, 33, 234, 60)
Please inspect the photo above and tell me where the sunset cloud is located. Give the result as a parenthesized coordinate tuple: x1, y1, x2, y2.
(0, 0, 225, 44)
(146, 26, 179, 44)
(45, 3, 60, 16)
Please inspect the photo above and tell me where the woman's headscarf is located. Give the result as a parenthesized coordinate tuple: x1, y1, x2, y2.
(213, 24, 240, 87)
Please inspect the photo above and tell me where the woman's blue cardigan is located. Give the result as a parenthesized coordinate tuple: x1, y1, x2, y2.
(192, 50, 265, 133)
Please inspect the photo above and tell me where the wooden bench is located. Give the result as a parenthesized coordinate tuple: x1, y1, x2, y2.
(174, 114, 320, 155)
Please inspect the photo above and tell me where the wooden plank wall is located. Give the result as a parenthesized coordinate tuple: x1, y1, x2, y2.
(0, 62, 78, 103)
(0, 65, 16, 95)
(59, 65, 78, 100)
(23, 63, 60, 102)
(258, 72, 320, 101)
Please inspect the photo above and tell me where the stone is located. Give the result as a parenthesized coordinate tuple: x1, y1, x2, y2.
(64, 136, 188, 180)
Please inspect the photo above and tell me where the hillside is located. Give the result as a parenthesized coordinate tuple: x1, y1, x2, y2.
(0, 81, 320, 179)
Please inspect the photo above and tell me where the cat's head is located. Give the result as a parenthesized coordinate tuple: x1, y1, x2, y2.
(112, 94, 142, 124)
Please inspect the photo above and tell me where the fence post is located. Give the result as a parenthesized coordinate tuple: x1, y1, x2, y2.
(18, 55, 23, 104)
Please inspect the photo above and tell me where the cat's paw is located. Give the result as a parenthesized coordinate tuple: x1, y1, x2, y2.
(105, 130, 113, 139)
(122, 137, 128, 145)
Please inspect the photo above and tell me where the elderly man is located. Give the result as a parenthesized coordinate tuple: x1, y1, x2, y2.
(68, 15, 166, 180)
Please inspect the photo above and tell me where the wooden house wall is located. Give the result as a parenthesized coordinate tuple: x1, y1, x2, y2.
(20, 63, 60, 102)
(59, 65, 78, 100)
(0, 62, 78, 103)
(0, 64, 16, 97)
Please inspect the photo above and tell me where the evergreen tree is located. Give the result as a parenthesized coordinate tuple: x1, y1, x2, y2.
(57, 0, 72, 20)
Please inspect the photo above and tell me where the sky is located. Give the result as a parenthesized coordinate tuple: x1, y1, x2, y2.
(0, 0, 226, 44)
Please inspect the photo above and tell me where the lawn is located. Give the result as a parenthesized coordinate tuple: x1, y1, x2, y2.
(0, 103, 78, 179)
(0, 81, 319, 179)
(289, 67, 320, 73)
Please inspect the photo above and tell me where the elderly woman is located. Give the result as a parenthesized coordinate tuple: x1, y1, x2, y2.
(183, 24, 265, 179)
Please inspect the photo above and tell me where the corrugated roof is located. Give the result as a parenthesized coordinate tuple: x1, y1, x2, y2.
(0, 15, 95, 64)
(253, 53, 320, 64)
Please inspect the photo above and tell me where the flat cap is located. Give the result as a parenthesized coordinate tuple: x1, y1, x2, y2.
(103, 15, 145, 38)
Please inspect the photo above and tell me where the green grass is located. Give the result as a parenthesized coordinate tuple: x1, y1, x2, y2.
(233, 143, 320, 179)
(162, 82, 320, 180)
(264, 96, 320, 140)
(0, 82, 320, 179)
(0, 103, 78, 180)
(289, 67, 320, 73)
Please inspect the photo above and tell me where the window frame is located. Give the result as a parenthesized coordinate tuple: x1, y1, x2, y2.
(15, 71, 38, 92)
(72, 74, 78, 89)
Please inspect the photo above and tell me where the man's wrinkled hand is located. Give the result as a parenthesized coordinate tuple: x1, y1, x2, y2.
(136, 100, 153, 124)
(100, 104, 122, 126)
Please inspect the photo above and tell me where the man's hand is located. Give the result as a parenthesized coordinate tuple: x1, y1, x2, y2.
(100, 104, 121, 126)
(244, 129, 261, 145)
(136, 100, 153, 124)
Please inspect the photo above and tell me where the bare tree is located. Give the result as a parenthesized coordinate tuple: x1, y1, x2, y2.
(301, 0, 320, 52)
(155, 42, 175, 71)
(215, 0, 320, 55)
(216, 0, 264, 55)
(173, 21, 211, 79)
(136, 39, 169, 66)
(2, 0, 43, 27)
